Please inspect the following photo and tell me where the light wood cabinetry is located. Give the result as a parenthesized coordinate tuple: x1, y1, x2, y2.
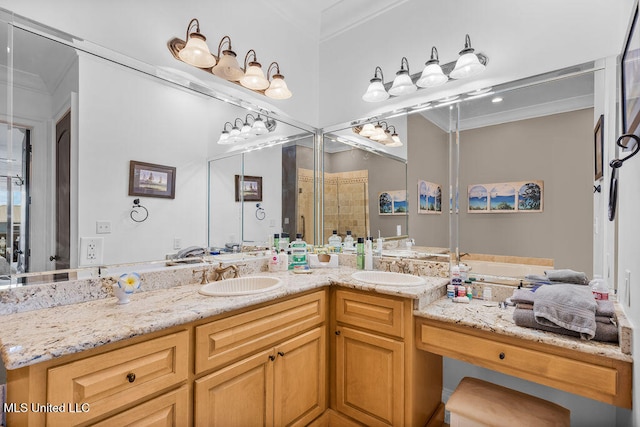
(416, 317, 633, 409)
(194, 327, 326, 427)
(331, 288, 442, 427)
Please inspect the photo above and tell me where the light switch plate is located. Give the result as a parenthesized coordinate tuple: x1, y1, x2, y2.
(96, 221, 111, 234)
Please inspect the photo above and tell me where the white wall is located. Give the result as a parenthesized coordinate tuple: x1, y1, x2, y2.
(78, 54, 212, 265)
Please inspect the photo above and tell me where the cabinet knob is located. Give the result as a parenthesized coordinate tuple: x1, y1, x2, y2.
(335, 330, 341, 336)
(269, 355, 276, 361)
(278, 351, 285, 357)
(499, 352, 505, 360)
(126, 373, 136, 383)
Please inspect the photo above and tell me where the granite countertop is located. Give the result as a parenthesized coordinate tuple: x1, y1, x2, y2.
(415, 297, 633, 363)
(0, 267, 448, 370)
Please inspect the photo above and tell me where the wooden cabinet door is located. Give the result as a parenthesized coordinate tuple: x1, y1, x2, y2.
(273, 327, 327, 427)
(335, 326, 404, 427)
(194, 348, 275, 427)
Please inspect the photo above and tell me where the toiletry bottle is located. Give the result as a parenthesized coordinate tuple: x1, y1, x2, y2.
(269, 248, 279, 272)
(364, 237, 373, 270)
(451, 265, 462, 289)
(343, 231, 354, 252)
(328, 230, 342, 252)
(290, 233, 308, 269)
(356, 237, 365, 270)
(279, 233, 290, 252)
(279, 249, 288, 271)
(590, 275, 608, 300)
(273, 234, 280, 252)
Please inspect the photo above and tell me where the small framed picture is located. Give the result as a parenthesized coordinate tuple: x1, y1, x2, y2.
(594, 114, 604, 181)
(235, 175, 263, 202)
(128, 160, 176, 199)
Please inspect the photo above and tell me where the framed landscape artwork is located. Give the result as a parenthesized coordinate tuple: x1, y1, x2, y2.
(129, 160, 176, 199)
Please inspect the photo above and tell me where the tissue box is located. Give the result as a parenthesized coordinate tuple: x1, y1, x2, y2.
(308, 253, 339, 268)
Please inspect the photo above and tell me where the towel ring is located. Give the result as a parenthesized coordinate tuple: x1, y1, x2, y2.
(608, 134, 640, 221)
(255, 203, 265, 221)
(130, 198, 149, 223)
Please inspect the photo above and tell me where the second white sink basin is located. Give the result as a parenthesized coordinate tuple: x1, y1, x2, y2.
(351, 271, 426, 287)
(199, 276, 283, 296)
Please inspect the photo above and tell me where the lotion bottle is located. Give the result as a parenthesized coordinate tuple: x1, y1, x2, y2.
(364, 237, 373, 270)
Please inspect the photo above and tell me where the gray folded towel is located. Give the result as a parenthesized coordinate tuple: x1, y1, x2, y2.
(596, 300, 615, 317)
(511, 288, 535, 305)
(514, 287, 616, 318)
(544, 269, 589, 285)
(513, 308, 618, 343)
(533, 284, 597, 339)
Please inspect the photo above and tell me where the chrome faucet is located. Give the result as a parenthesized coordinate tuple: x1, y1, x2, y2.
(213, 263, 240, 281)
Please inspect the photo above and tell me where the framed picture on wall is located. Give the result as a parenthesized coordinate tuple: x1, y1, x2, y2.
(621, 4, 640, 137)
(235, 175, 263, 202)
(417, 180, 442, 214)
(128, 160, 176, 199)
(378, 190, 407, 215)
(594, 114, 604, 181)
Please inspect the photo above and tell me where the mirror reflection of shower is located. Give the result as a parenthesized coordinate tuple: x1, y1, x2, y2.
(0, 124, 30, 278)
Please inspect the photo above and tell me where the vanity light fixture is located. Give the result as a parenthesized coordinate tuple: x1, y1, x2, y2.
(168, 19, 293, 99)
(240, 50, 270, 90)
(352, 122, 403, 147)
(265, 62, 292, 100)
(358, 123, 377, 137)
(388, 57, 417, 97)
(212, 36, 244, 81)
(177, 19, 216, 68)
(362, 66, 390, 102)
(416, 47, 448, 88)
(217, 114, 276, 145)
(449, 34, 486, 79)
(361, 34, 487, 103)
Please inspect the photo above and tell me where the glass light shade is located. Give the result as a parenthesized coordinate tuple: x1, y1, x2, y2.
(359, 123, 376, 137)
(240, 63, 270, 90)
(212, 50, 245, 81)
(449, 53, 485, 79)
(229, 126, 241, 142)
(387, 134, 403, 147)
(370, 125, 386, 141)
(178, 34, 216, 68)
(217, 131, 231, 145)
(240, 123, 252, 138)
(388, 72, 417, 96)
(252, 117, 268, 135)
(416, 63, 448, 88)
(265, 75, 292, 100)
(382, 130, 393, 144)
(362, 79, 389, 102)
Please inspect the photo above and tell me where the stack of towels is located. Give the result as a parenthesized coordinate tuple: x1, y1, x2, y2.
(511, 273, 618, 343)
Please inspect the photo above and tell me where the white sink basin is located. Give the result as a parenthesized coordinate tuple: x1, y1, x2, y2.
(199, 276, 283, 296)
(351, 271, 426, 287)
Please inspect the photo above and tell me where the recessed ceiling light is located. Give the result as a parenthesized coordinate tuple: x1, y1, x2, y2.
(491, 97, 503, 103)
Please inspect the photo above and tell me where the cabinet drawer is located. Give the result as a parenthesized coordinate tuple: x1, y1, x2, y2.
(418, 321, 632, 408)
(335, 289, 404, 338)
(47, 330, 189, 426)
(195, 290, 326, 374)
(91, 385, 189, 426)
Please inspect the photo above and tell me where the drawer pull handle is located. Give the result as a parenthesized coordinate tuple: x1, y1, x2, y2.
(499, 352, 505, 360)
(278, 351, 285, 357)
(269, 355, 276, 361)
(126, 373, 136, 383)
(335, 331, 341, 336)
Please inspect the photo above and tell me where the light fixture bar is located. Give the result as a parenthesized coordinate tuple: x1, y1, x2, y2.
(381, 53, 488, 91)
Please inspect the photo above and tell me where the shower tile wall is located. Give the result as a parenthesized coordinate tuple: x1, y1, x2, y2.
(322, 170, 369, 243)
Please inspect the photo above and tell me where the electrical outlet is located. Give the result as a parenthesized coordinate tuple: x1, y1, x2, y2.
(80, 237, 103, 266)
(96, 220, 111, 234)
(173, 237, 182, 250)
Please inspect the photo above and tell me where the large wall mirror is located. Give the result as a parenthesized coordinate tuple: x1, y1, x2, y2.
(0, 11, 315, 285)
(324, 62, 598, 281)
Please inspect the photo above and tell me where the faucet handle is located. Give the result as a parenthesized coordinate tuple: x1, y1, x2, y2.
(193, 268, 209, 284)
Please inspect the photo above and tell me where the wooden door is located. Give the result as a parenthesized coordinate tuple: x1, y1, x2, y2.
(335, 326, 404, 427)
(194, 348, 275, 427)
(55, 110, 71, 271)
(273, 327, 327, 427)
